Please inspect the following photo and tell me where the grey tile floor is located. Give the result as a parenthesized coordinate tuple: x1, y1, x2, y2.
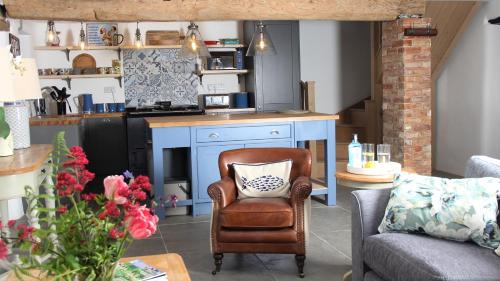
(125, 186, 356, 281)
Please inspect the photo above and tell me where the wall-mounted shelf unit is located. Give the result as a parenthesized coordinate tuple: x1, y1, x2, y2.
(199, 69, 248, 75)
(38, 74, 122, 89)
(35, 46, 122, 60)
(35, 44, 245, 60)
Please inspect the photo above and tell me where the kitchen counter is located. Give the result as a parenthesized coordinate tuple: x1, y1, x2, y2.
(148, 111, 338, 218)
(29, 112, 126, 126)
(146, 112, 339, 128)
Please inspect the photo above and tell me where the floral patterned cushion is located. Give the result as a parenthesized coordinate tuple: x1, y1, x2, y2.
(378, 174, 500, 256)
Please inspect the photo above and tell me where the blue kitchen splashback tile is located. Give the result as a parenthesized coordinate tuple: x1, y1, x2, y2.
(123, 48, 199, 107)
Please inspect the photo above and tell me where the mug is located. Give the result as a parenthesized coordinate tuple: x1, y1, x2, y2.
(112, 33, 124, 46)
(81, 94, 93, 113)
(95, 104, 105, 113)
(106, 103, 117, 112)
(116, 103, 126, 112)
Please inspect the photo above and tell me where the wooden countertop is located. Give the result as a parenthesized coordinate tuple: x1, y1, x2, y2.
(0, 144, 53, 176)
(146, 112, 339, 128)
(30, 112, 125, 126)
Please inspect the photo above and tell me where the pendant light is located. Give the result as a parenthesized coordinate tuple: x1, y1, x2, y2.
(135, 21, 143, 48)
(246, 21, 277, 56)
(79, 22, 86, 50)
(181, 22, 210, 58)
(46, 20, 57, 46)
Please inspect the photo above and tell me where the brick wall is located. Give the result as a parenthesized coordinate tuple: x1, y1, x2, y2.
(382, 18, 432, 175)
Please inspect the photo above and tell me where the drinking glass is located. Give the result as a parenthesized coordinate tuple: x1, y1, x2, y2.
(377, 144, 391, 164)
(362, 143, 375, 168)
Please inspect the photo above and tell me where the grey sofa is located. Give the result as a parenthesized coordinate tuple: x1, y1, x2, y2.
(351, 156, 500, 281)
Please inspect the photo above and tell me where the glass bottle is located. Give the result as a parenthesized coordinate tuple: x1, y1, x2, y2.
(348, 134, 362, 168)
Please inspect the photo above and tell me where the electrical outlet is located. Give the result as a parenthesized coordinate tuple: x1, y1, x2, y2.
(104, 87, 115, 94)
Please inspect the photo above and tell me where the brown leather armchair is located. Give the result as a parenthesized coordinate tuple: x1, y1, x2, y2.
(208, 148, 312, 278)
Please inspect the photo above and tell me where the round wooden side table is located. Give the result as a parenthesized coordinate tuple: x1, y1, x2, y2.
(336, 167, 416, 190)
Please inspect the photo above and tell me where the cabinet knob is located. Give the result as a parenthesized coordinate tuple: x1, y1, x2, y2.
(41, 168, 46, 174)
(208, 132, 220, 139)
(270, 129, 280, 135)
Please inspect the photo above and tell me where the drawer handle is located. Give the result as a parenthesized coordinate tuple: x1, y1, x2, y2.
(41, 168, 46, 174)
(208, 133, 220, 139)
(270, 129, 280, 135)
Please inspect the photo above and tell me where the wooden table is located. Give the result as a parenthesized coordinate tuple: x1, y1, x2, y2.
(336, 167, 416, 190)
(0, 144, 54, 236)
(121, 254, 191, 281)
(6, 253, 192, 281)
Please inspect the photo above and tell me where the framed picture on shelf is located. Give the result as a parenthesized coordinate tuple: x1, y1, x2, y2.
(9, 33, 20, 57)
(86, 22, 118, 46)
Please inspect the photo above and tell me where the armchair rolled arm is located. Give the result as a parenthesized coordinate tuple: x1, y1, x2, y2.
(290, 176, 312, 203)
(207, 176, 237, 208)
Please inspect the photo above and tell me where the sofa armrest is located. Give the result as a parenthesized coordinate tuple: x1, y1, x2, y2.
(290, 176, 312, 203)
(207, 176, 237, 209)
(351, 189, 391, 281)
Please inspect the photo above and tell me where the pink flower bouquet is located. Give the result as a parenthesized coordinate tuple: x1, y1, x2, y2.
(0, 132, 159, 280)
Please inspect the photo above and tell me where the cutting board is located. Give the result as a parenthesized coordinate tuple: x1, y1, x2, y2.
(72, 53, 96, 69)
(146, 30, 180, 46)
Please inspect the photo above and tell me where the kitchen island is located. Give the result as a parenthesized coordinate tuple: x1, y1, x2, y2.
(146, 112, 339, 218)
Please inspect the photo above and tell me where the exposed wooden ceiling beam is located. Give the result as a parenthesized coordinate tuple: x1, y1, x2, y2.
(3, 0, 425, 22)
(0, 5, 9, 31)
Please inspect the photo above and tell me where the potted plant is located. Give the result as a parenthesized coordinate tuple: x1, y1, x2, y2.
(0, 107, 13, 156)
(0, 132, 159, 280)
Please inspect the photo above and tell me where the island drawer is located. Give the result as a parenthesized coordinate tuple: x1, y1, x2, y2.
(196, 124, 291, 143)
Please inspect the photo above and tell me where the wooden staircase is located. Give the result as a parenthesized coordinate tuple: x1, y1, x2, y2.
(312, 98, 373, 180)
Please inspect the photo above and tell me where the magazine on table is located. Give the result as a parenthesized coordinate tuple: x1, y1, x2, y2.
(113, 259, 168, 281)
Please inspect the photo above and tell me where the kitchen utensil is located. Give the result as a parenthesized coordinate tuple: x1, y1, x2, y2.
(106, 103, 117, 112)
(30, 98, 46, 116)
(112, 59, 121, 74)
(204, 40, 219, 45)
(116, 103, 126, 112)
(72, 53, 97, 69)
(82, 94, 94, 113)
(56, 101, 66, 115)
(51, 86, 72, 113)
(146, 30, 180, 45)
(95, 104, 105, 113)
(232, 92, 249, 108)
(97, 67, 107, 74)
(112, 33, 124, 46)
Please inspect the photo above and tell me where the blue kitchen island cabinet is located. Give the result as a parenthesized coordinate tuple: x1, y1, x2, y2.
(146, 112, 339, 218)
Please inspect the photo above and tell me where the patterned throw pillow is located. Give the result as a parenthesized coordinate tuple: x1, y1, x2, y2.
(233, 159, 292, 199)
(378, 174, 500, 256)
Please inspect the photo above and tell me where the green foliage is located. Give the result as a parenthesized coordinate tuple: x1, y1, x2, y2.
(10, 133, 133, 280)
(0, 107, 10, 139)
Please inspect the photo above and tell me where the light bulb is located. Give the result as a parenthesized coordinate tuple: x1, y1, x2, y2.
(190, 34, 198, 51)
(135, 22, 142, 48)
(79, 22, 86, 50)
(48, 32, 55, 42)
(258, 33, 266, 50)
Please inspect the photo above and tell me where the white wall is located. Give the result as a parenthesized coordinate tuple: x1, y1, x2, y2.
(435, 0, 500, 176)
(15, 20, 241, 112)
(299, 21, 371, 114)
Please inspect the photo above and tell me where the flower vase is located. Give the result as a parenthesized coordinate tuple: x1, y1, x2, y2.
(0, 133, 13, 157)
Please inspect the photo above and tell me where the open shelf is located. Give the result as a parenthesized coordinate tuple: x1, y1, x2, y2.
(199, 69, 248, 75)
(38, 74, 122, 89)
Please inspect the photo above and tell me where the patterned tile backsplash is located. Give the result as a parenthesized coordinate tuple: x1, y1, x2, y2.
(123, 48, 199, 107)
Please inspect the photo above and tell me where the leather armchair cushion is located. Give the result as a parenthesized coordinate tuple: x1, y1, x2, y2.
(219, 228, 298, 243)
(220, 198, 294, 229)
